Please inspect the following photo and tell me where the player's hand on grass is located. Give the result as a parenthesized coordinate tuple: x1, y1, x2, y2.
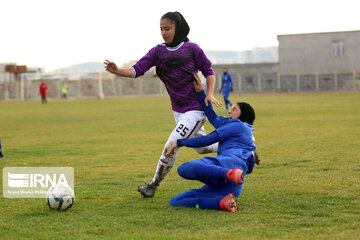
(104, 60, 119, 74)
(165, 142, 178, 156)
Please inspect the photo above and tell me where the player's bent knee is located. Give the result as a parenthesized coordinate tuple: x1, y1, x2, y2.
(177, 162, 189, 177)
(177, 162, 200, 180)
(170, 196, 181, 206)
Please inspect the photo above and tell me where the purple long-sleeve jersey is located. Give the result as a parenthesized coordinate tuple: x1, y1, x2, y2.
(131, 42, 215, 113)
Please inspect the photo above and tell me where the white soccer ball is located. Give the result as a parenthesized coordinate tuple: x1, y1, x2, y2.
(46, 183, 75, 211)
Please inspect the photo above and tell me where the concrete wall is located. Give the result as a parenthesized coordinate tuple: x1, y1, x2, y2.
(277, 31, 360, 75)
(212, 63, 279, 93)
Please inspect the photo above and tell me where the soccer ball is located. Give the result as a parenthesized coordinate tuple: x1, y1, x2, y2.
(46, 183, 75, 211)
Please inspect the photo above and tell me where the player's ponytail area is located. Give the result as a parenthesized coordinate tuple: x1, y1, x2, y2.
(0, 93, 359, 239)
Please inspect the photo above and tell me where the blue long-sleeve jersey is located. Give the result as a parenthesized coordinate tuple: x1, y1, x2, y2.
(221, 73, 233, 91)
(178, 90, 256, 170)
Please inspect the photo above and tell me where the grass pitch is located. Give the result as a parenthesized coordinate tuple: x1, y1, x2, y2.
(0, 93, 359, 239)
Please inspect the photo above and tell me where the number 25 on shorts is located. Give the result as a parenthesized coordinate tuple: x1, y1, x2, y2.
(176, 124, 189, 137)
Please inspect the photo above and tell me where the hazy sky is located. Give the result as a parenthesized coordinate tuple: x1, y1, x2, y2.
(0, 0, 358, 71)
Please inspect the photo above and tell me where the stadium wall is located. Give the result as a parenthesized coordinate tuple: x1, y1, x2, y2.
(0, 71, 359, 101)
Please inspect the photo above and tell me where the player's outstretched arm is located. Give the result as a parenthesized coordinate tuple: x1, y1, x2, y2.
(193, 74, 226, 128)
(204, 75, 222, 107)
(165, 131, 221, 156)
(104, 60, 133, 77)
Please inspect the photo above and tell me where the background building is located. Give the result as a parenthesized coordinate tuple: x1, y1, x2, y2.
(277, 30, 360, 75)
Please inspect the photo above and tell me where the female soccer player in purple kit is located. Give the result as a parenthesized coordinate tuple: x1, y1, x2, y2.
(104, 11, 221, 197)
(165, 74, 258, 212)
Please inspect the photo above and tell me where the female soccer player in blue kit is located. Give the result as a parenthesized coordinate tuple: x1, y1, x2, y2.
(166, 74, 258, 212)
(220, 67, 234, 111)
(104, 12, 221, 198)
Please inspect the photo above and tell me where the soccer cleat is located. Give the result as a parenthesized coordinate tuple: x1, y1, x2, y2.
(219, 193, 237, 212)
(226, 168, 244, 184)
(138, 182, 158, 198)
(0, 152, 3, 158)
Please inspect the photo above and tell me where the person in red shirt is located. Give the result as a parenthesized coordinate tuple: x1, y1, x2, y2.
(0, 137, 4, 158)
(39, 82, 48, 104)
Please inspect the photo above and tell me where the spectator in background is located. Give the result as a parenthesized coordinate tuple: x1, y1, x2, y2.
(219, 67, 233, 111)
(62, 83, 68, 99)
(0, 137, 4, 158)
(39, 81, 48, 104)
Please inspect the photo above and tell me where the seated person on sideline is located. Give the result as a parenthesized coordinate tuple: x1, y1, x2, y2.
(165, 74, 259, 212)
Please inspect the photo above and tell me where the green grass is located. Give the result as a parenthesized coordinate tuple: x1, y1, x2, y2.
(0, 93, 359, 239)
